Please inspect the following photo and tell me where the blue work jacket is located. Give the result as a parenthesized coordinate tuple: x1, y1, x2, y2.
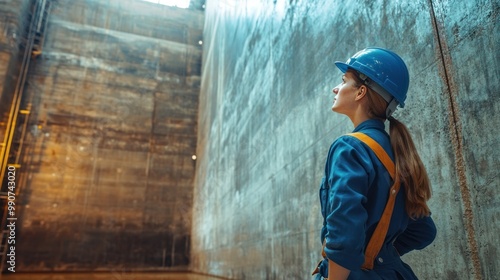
(317, 119, 436, 279)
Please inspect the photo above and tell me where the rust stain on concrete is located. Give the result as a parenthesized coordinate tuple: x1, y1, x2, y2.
(428, 1, 482, 279)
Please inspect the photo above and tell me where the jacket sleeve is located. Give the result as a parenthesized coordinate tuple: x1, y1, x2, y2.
(323, 136, 375, 271)
(393, 215, 437, 256)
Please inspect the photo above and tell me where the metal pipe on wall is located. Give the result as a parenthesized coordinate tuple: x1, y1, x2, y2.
(0, 0, 38, 191)
(0, 0, 51, 274)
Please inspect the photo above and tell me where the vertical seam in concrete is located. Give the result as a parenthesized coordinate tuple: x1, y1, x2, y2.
(427, 1, 482, 279)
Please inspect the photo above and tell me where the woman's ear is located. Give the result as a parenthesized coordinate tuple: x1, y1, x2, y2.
(355, 85, 368, 101)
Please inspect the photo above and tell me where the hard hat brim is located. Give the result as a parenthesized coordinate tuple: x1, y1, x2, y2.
(334, 61, 349, 73)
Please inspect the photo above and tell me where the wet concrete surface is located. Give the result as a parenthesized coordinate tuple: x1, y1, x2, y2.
(193, 0, 499, 279)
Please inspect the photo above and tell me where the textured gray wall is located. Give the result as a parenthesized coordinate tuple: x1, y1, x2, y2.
(192, 0, 499, 279)
(7, 0, 203, 272)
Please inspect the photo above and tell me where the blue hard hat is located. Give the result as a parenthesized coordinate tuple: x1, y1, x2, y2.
(335, 47, 410, 109)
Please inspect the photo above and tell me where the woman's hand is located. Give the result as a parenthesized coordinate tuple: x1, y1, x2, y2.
(328, 259, 350, 280)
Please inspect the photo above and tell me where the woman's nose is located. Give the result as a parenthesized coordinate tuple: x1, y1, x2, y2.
(332, 87, 339, 94)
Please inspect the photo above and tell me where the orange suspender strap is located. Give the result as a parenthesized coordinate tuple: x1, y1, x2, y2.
(347, 132, 400, 270)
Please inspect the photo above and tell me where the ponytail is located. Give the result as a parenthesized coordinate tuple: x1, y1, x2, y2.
(388, 116, 432, 218)
(348, 69, 432, 218)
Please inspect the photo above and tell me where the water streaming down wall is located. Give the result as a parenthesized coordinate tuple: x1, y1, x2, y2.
(192, 0, 499, 279)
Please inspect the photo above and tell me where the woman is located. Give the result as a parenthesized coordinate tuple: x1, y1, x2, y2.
(314, 48, 437, 280)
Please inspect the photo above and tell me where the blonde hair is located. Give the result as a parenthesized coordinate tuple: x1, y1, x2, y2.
(348, 70, 432, 218)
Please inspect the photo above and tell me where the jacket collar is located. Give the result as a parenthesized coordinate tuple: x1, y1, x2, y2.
(352, 119, 386, 133)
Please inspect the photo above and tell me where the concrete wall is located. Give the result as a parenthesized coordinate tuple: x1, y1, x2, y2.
(192, 0, 499, 279)
(0, 0, 31, 140)
(11, 0, 203, 272)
